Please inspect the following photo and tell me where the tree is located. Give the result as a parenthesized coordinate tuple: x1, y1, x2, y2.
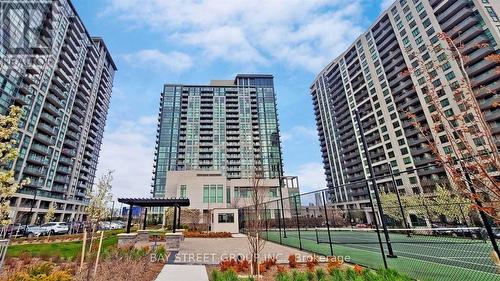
(182, 209, 201, 230)
(402, 31, 500, 221)
(87, 170, 113, 231)
(427, 185, 472, 224)
(45, 202, 56, 223)
(0, 106, 28, 231)
(246, 172, 266, 276)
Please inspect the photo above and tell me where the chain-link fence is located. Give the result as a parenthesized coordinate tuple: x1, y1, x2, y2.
(239, 169, 500, 281)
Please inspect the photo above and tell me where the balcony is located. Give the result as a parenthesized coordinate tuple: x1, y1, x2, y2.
(43, 100, 61, 116)
(34, 133, 55, 146)
(24, 166, 46, 177)
(31, 143, 50, 155)
(64, 139, 78, 149)
(54, 175, 69, 184)
(73, 106, 85, 117)
(57, 165, 72, 175)
(46, 93, 65, 109)
(39, 112, 59, 126)
(436, 0, 468, 24)
(26, 154, 49, 166)
(59, 156, 74, 166)
(65, 130, 80, 140)
(37, 122, 57, 136)
(61, 148, 76, 157)
(50, 85, 67, 100)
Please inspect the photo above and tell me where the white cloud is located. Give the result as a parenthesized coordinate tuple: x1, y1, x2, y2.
(282, 126, 317, 143)
(289, 162, 327, 193)
(106, 0, 366, 73)
(380, 0, 394, 10)
(122, 49, 193, 73)
(95, 115, 157, 200)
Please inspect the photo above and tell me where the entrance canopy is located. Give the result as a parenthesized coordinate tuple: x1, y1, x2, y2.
(118, 198, 190, 233)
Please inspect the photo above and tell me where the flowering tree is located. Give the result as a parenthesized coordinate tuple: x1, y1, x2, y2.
(87, 170, 114, 230)
(246, 172, 266, 276)
(0, 106, 29, 229)
(45, 202, 56, 223)
(402, 32, 499, 221)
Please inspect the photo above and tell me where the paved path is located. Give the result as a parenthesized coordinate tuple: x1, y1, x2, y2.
(155, 264, 208, 281)
(175, 237, 311, 264)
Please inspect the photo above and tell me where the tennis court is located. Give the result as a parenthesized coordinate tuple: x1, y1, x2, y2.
(265, 228, 500, 281)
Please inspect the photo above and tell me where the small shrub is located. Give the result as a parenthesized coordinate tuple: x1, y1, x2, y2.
(306, 270, 315, 281)
(19, 251, 33, 265)
(327, 256, 344, 271)
(353, 264, 363, 275)
(329, 268, 345, 281)
(305, 255, 318, 271)
(275, 270, 291, 281)
(288, 254, 297, 268)
(315, 268, 326, 281)
(291, 270, 307, 281)
(184, 231, 232, 238)
(259, 263, 267, 274)
(345, 268, 357, 280)
(222, 269, 238, 281)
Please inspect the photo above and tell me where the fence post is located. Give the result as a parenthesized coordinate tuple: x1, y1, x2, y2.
(278, 177, 287, 238)
(293, 195, 302, 250)
(276, 201, 282, 245)
(264, 204, 269, 240)
(355, 110, 397, 260)
(389, 168, 410, 237)
(322, 190, 334, 256)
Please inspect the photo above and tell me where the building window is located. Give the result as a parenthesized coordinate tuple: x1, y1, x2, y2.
(217, 185, 223, 203)
(218, 213, 234, 223)
(268, 187, 278, 198)
(486, 6, 499, 22)
(180, 185, 187, 198)
(203, 185, 209, 203)
(226, 187, 231, 204)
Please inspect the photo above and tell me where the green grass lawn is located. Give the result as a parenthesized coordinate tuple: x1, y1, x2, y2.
(266, 230, 500, 281)
(7, 233, 119, 260)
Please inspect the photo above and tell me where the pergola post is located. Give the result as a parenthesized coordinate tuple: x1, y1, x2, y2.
(143, 207, 148, 230)
(177, 206, 181, 229)
(172, 204, 177, 233)
(126, 204, 133, 233)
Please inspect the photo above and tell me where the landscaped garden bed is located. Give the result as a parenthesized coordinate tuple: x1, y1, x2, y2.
(207, 255, 412, 281)
(1, 244, 166, 281)
(184, 231, 232, 238)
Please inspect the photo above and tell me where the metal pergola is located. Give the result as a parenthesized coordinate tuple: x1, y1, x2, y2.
(117, 198, 190, 233)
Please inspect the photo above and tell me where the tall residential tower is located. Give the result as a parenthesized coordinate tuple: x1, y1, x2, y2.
(311, 0, 499, 211)
(1, 0, 116, 223)
(152, 75, 299, 218)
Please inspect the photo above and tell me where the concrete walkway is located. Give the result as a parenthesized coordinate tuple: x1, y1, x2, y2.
(155, 264, 208, 281)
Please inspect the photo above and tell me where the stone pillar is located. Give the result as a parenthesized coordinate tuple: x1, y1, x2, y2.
(117, 233, 138, 247)
(165, 233, 183, 251)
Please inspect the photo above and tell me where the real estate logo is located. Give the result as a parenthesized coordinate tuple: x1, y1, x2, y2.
(0, 0, 56, 67)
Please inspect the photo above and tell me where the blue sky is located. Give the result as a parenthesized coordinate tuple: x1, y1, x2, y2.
(72, 0, 391, 199)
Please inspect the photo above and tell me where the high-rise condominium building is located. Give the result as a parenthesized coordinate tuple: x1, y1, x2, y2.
(0, 0, 116, 223)
(152, 75, 299, 218)
(311, 0, 499, 211)
(152, 74, 283, 198)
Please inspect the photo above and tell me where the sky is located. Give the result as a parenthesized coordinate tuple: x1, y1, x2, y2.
(72, 0, 393, 200)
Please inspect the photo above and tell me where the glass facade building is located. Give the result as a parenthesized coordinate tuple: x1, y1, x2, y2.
(311, 0, 500, 210)
(152, 74, 283, 198)
(0, 0, 116, 223)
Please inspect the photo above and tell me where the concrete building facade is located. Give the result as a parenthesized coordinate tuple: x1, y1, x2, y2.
(311, 0, 500, 213)
(0, 0, 116, 223)
(165, 170, 299, 220)
(152, 74, 284, 198)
